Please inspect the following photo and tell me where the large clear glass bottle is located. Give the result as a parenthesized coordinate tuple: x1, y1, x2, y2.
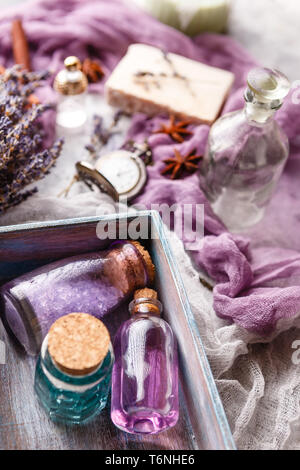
(111, 288, 179, 435)
(199, 67, 290, 232)
(34, 313, 114, 425)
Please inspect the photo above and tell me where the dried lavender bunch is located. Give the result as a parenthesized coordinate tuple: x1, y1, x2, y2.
(0, 66, 63, 214)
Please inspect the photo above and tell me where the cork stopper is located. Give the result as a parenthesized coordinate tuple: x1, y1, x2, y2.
(130, 241, 155, 284)
(134, 288, 158, 300)
(48, 313, 110, 376)
(130, 288, 162, 316)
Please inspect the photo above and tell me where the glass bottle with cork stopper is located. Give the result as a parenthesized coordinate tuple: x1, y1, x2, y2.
(111, 288, 179, 434)
(199, 67, 291, 232)
(0, 241, 155, 355)
(34, 313, 114, 424)
(54, 56, 88, 132)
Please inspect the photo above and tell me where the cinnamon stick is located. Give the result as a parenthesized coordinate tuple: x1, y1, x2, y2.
(11, 18, 31, 71)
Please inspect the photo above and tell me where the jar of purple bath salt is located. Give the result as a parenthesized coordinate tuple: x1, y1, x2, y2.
(0, 241, 155, 355)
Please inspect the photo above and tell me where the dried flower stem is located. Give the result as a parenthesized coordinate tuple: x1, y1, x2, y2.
(57, 174, 79, 198)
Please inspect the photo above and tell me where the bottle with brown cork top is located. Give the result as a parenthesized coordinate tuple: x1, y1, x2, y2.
(34, 313, 114, 424)
(111, 288, 179, 434)
(1, 240, 155, 355)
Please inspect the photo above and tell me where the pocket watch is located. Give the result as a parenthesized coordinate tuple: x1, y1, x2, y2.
(76, 149, 147, 202)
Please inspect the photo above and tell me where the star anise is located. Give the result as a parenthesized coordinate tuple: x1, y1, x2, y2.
(82, 58, 105, 83)
(161, 148, 202, 179)
(153, 115, 193, 143)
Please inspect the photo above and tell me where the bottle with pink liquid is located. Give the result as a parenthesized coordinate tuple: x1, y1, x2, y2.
(111, 288, 179, 434)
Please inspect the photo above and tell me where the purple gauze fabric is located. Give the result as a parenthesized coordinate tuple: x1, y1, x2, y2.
(1, 0, 300, 337)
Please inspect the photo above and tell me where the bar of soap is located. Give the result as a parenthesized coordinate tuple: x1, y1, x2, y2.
(105, 44, 234, 125)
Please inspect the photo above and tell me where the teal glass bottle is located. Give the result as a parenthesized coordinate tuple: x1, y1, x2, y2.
(34, 313, 114, 425)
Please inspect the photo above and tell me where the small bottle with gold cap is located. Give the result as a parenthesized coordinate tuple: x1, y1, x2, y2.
(111, 288, 179, 434)
(34, 313, 114, 424)
(54, 56, 88, 132)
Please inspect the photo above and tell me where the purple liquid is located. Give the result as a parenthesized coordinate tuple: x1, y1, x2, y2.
(0, 242, 149, 355)
(111, 314, 179, 434)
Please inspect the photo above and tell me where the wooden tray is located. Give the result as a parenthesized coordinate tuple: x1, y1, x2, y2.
(0, 211, 235, 450)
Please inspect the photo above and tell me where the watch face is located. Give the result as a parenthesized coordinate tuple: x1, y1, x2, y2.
(95, 150, 146, 198)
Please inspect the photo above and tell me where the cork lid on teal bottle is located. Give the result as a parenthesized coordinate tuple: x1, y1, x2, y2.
(47, 313, 110, 376)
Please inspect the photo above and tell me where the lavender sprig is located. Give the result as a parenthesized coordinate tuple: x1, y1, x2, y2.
(0, 66, 63, 214)
(85, 110, 128, 158)
(85, 115, 111, 157)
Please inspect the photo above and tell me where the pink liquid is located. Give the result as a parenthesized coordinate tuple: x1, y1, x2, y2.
(111, 313, 179, 434)
(0, 242, 149, 355)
